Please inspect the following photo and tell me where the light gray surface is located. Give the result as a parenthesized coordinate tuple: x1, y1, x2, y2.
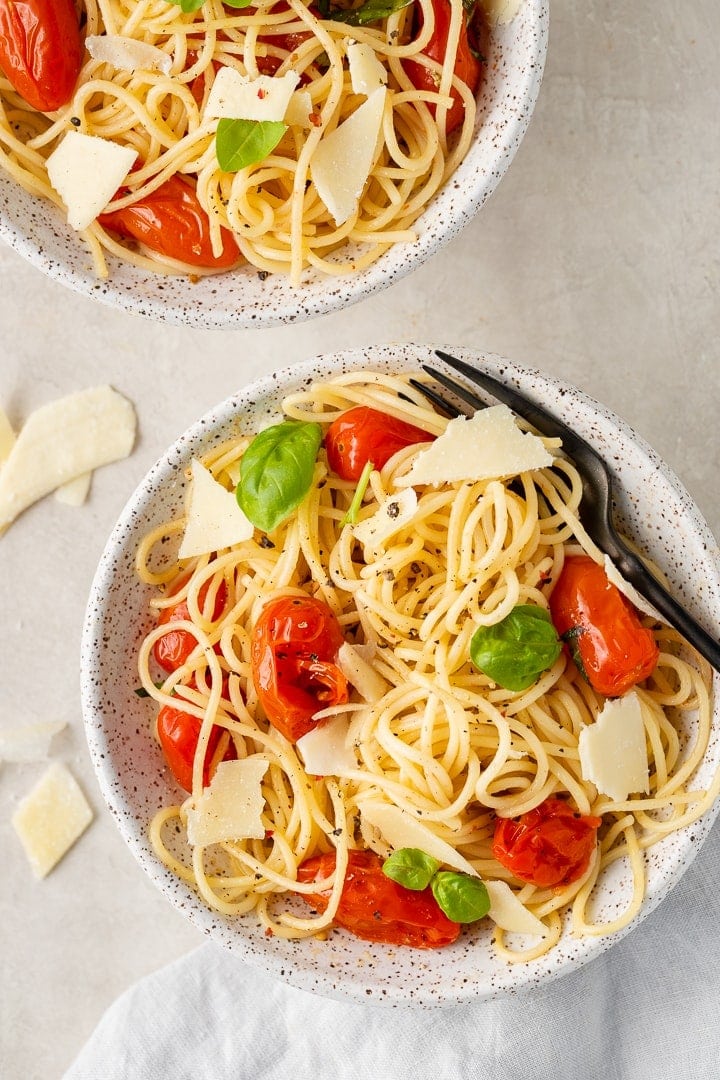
(1, 1, 719, 1076)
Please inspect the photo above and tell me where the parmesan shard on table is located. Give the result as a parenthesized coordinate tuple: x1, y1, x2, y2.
(402, 405, 554, 487)
(0, 719, 66, 762)
(178, 459, 254, 559)
(0, 386, 136, 531)
(12, 762, 93, 879)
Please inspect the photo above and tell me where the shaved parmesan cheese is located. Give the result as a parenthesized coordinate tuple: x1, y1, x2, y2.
(359, 800, 478, 877)
(603, 555, 662, 621)
(346, 41, 387, 95)
(337, 642, 388, 703)
(55, 471, 92, 506)
(285, 90, 313, 127)
(12, 763, 92, 878)
(0, 720, 66, 763)
(0, 406, 15, 464)
(186, 757, 268, 847)
(484, 879, 546, 936)
(578, 691, 649, 802)
(179, 459, 253, 559)
(204, 67, 300, 122)
(46, 132, 137, 231)
(404, 405, 553, 487)
(296, 714, 358, 776)
(352, 487, 417, 554)
(85, 34, 172, 75)
(0, 386, 136, 531)
(310, 86, 386, 226)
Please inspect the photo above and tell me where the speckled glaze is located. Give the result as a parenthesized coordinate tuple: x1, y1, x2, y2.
(81, 344, 720, 1005)
(0, 4, 547, 330)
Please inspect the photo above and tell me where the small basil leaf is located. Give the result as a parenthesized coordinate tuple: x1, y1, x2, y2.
(216, 119, 287, 173)
(470, 605, 562, 692)
(431, 872, 490, 924)
(166, 0, 206, 12)
(236, 421, 322, 532)
(382, 848, 440, 891)
(223, 0, 254, 6)
(329, 0, 413, 27)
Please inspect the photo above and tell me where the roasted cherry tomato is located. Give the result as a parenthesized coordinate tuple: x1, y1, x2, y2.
(99, 175, 241, 269)
(549, 556, 659, 697)
(0, 0, 82, 112)
(153, 579, 228, 674)
(325, 406, 434, 482)
(157, 700, 235, 794)
(402, 0, 484, 135)
(251, 594, 349, 742)
(297, 849, 461, 948)
(493, 798, 602, 890)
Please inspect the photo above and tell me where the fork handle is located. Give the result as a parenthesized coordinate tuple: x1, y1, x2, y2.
(613, 548, 720, 673)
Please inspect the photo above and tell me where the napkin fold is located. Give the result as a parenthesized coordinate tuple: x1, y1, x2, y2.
(65, 821, 720, 1080)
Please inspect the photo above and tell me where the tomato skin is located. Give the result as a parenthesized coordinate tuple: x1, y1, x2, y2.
(98, 175, 241, 269)
(297, 849, 461, 948)
(157, 701, 235, 794)
(153, 579, 228, 674)
(493, 798, 602, 890)
(549, 556, 659, 697)
(251, 594, 349, 743)
(403, 0, 484, 135)
(325, 406, 434, 482)
(0, 0, 82, 112)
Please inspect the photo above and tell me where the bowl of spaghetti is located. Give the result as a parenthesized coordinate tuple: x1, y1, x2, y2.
(81, 344, 720, 1003)
(0, 0, 547, 329)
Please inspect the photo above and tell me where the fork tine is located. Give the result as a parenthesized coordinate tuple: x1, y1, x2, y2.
(408, 377, 462, 418)
(433, 349, 591, 460)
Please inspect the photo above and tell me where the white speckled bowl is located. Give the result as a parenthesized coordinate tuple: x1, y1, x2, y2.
(81, 344, 720, 1004)
(0, 4, 547, 329)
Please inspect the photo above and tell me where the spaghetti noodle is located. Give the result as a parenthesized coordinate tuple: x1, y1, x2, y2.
(136, 370, 718, 961)
(0, 0, 489, 282)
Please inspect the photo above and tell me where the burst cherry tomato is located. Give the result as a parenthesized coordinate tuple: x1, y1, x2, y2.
(0, 0, 82, 112)
(549, 556, 659, 697)
(325, 406, 434, 482)
(297, 849, 461, 948)
(493, 798, 602, 890)
(153, 579, 228, 674)
(99, 175, 241, 269)
(157, 699, 235, 794)
(251, 594, 349, 742)
(402, 0, 485, 135)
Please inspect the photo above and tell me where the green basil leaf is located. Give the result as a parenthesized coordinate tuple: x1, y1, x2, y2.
(382, 848, 440, 891)
(431, 872, 490, 924)
(236, 420, 322, 532)
(329, 0, 413, 27)
(341, 459, 374, 526)
(470, 605, 562, 692)
(223, 0, 254, 6)
(166, 0, 206, 12)
(216, 119, 287, 173)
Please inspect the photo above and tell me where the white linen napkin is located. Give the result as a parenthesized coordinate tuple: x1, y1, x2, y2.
(65, 820, 720, 1080)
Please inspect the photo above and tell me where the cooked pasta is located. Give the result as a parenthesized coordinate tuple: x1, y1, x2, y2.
(136, 370, 718, 961)
(0, 0, 489, 282)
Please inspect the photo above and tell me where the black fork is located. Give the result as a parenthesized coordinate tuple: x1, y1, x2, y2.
(409, 349, 720, 673)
